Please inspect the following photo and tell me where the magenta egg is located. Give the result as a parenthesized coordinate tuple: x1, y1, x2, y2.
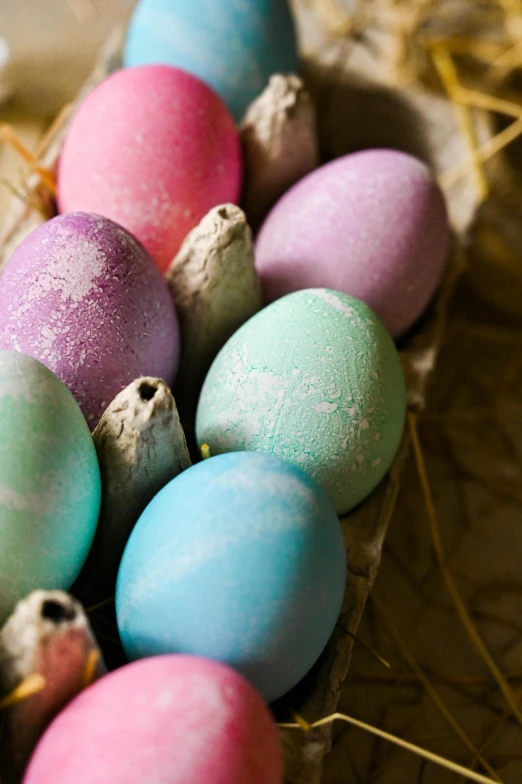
(23, 655, 282, 784)
(57, 64, 242, 272)
(0, 212, 179, 427)
(255, 149, 449, 337)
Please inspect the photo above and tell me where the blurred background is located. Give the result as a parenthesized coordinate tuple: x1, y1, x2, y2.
(3, 2, 522, 783)
(0, 1, 135, 231)
(0, 1, 134, 112)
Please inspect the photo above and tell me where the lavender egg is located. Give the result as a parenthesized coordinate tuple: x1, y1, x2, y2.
(0, 213, 180, 427)
(255, 149, 449, 338)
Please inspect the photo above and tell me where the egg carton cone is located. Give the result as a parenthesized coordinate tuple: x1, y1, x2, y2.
(0, 590, 105, 783)
(72, 377, 192, 604)
(0, 4, 501, 782)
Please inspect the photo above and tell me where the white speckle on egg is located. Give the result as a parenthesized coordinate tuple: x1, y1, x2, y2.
(316, 402, 338, 414)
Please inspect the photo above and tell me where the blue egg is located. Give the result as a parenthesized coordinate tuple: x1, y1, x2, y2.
(123, 0, 300, 122)
(116, 451, 346, 703)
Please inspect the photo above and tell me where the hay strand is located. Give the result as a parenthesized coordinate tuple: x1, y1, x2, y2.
(439, 116, 522, 189)
(83, 650, 100, 687)
(371, 592, 503, 782)
(279, 712, 499, 784)
(431, 46, 489, 200)
(0, 674, 45, 710)
(0, 125, 56, 195)
(409, 413, 522, 730)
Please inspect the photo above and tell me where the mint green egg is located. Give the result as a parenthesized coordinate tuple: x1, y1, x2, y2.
(0, 351, 101, 621)
(196, 289, 406, 516)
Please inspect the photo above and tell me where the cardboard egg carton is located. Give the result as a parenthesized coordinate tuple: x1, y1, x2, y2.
(0, 5, 490, 782)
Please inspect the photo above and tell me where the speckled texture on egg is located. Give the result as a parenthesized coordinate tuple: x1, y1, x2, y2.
(116, 452, 345, 703)
(0, 351, 101, 622)
(0, 213, 179, 427)
(196, 289, 406, 515)
(123, 0, 299, 122)
(57, 64, 242, 272)
(255, 149, 449, 338)
(24, 656, 282, 784)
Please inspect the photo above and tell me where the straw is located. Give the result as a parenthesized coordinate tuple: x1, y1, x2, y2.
(279, 712, 499, 784)
(409, 412, 522, 729)
(0, 674, 45, 710)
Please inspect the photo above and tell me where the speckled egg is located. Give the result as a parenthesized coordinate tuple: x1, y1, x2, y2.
(0, 351, 101, 622)
(0, 212, 179, 427)
(116, 452, 346, 703)
(255, 149, 449, 338)
(196, 289, 406, 515)
(123, 0, 299, 122)
(57, 65, 242, 272)
(23, 655, 282, 784)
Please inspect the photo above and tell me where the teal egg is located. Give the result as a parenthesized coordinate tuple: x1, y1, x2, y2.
(196, 289, 406, 515)
(0, 351, 101, 621)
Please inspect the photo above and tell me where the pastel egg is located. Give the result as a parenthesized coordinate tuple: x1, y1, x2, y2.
(57, 65, 242, 272)
(23, 655, 282, 784)
(0, 351, 101, 622)
(123, 0, 299, 122)
(116, 452, 346, 703)
(255, 149, 449, 337)
(196, 289, 406, 515)
(0, 212, 179, 428)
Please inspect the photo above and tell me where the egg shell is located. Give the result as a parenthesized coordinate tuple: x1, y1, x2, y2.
(57, 65, 242, 272)
(116, 452, 346, 703)
(255, 149, 449, 337)
(0, 351, 101, 622)
(0, 212, 179, 427)
(123, 0, 299, 122)
(196, 289, 406, 515)
(23, 655, 282, 784)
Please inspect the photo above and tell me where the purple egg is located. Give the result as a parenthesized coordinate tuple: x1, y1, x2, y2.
(0, 212, 179, 427)
(255, 149, 449, 338)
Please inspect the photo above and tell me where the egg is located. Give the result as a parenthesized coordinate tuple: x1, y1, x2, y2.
(255, 149, 449, 338)
(23, 655, 282, 784)
(0, 351, 101, 622)
(116, 452, 346, 703)
(196, 289, 406, 515)
(0, 212, 179, 427)
(57, 65, 242, 273)
(123, 0, 299, 122)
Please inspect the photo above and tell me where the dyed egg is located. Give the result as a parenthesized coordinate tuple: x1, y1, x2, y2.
(116, 452, 345, 703)
(123, 0, 299, 122)
(57, 65, 242, 272)
(196, 289, 406, 515)
(23, 655, 282, 784)
(255, 149, 449, 337)
(0, 351, 101, 622)
(0, 213, 179, 427)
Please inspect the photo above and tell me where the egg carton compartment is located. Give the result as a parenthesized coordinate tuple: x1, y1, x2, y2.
(0, 3, 495, 782)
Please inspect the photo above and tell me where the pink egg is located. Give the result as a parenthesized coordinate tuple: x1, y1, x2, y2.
(255, 149, 449, 337)
(57, 65, 242, 272)
(23, 655, 282, 784)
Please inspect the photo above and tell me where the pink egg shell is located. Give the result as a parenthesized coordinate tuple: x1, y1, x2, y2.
(23, 655, 282, 784)
(255, 149, 449, 338)
(57, 64, 242, 273)
(0, 212, 179, 428)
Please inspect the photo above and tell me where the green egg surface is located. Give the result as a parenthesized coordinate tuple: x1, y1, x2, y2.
(0, 351, 101, 621)
(196, 289, 406, 515)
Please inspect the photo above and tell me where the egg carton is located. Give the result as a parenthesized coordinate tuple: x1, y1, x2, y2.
(0, 7, 490, 784)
